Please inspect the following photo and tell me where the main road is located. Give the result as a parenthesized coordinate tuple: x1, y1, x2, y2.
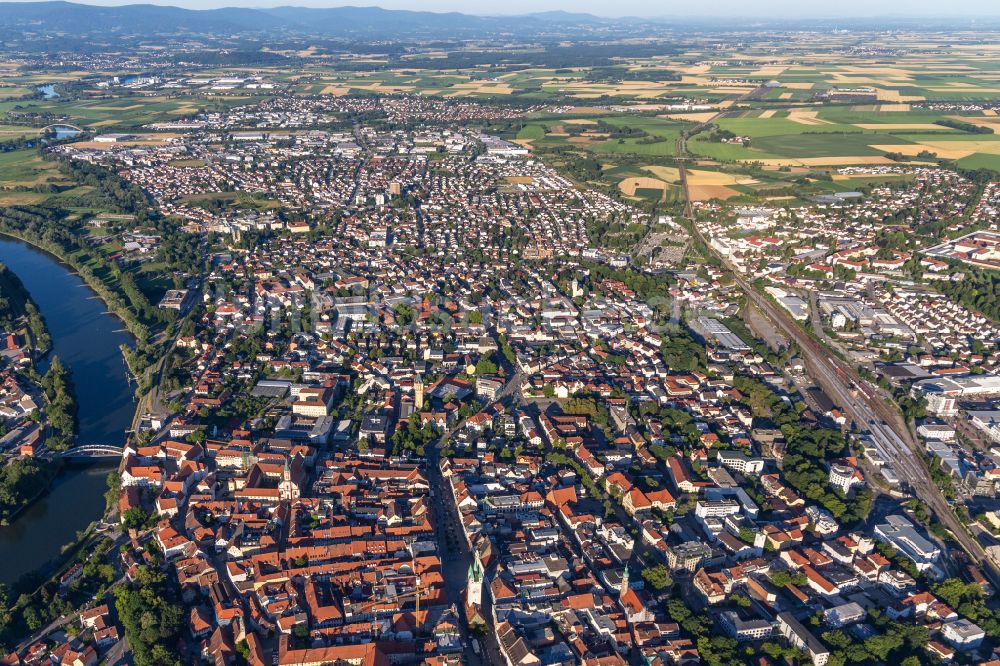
(426, 424, 506, 666)
(673, 120, 1000, 585)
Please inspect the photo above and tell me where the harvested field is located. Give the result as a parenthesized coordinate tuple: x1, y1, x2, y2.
(619, 176, 668, 196)
(687, 169, 758, 186)
(350, 83, 416, 93)
(839, 66, 914, 77)
(872, 140, 1000, 159)
(449, 82, 514, 94)
(753, 66, 788, 77)
(566, 107, 612, 115)
(875, 89, 924, 102)
(787, 111, 834, 126)
(678, 64, 711, 74)
(689, 184, 740, 200)
(642, 165, 682, 182)
(0, 192, 47, 205)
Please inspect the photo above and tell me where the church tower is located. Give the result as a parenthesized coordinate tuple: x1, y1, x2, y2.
(280, 455, 299, 502)
(464, 548, 487, 628)
(467, 549, 484, 608)
(619, 564, 630, 598)
(413, 374, 424, 410)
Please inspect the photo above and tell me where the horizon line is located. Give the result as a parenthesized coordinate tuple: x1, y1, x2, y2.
(2, 0, 1000, 21)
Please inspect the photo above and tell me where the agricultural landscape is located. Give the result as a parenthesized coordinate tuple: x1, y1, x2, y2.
(1, 5, 1000, 666)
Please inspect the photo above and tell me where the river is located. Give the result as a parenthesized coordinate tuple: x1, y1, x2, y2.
(0, 237, 134, 584)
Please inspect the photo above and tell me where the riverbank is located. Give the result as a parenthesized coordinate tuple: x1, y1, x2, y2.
(0, 253, 67, 526)
(0, 262, 51, 355)
(0, 229, 148, 344)
(3, 515, 122, 651)
(0, 458, 62, 525)
(0, 237, 135, 584)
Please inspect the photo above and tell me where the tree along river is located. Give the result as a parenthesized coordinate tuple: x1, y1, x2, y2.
(0, 237, 134, 584)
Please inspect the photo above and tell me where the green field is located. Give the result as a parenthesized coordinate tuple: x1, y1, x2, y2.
(685, 110, 1000, 166)
(515, 115, 685, 157)
(0, 94, 262, 131)
(0, 149, 63, 186)
(753, 132, 909, 157)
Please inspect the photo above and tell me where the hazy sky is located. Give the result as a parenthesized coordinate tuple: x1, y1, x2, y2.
(12, 0, 1000, 17)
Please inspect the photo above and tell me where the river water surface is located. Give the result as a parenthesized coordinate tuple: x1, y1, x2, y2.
(0, 237, 134, 584)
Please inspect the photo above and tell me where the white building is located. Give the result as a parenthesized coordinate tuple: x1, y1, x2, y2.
(695, 499, 741, 520)
(828, 463, 864, 494)
(719, 611, 772, 642)
(823, 602, 866, 628)
(717, 450, 765, 475)
(941, 619, 986, 650)
(805, 505, 839, 536)
(777, 612, 830, 666)
(874, 515, 941, 573)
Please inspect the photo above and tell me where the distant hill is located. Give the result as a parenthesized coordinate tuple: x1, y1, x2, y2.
(0, 1, 625, 38)
(0, 2, 993, 42)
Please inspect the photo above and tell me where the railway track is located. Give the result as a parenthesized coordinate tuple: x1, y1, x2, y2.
(674, 115, 1000, 585)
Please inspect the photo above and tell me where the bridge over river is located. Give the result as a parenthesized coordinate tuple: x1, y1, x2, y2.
(58, 445, 124, 460)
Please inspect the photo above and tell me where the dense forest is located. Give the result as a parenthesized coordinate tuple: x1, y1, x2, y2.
(399, 43, 685, 72)
(583, 66, 681, 83)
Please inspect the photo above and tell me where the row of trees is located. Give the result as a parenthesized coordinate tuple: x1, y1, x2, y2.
(0, 205, 153, 342)
(934, 118, 994, 134)
(40, 356, 76, 451)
